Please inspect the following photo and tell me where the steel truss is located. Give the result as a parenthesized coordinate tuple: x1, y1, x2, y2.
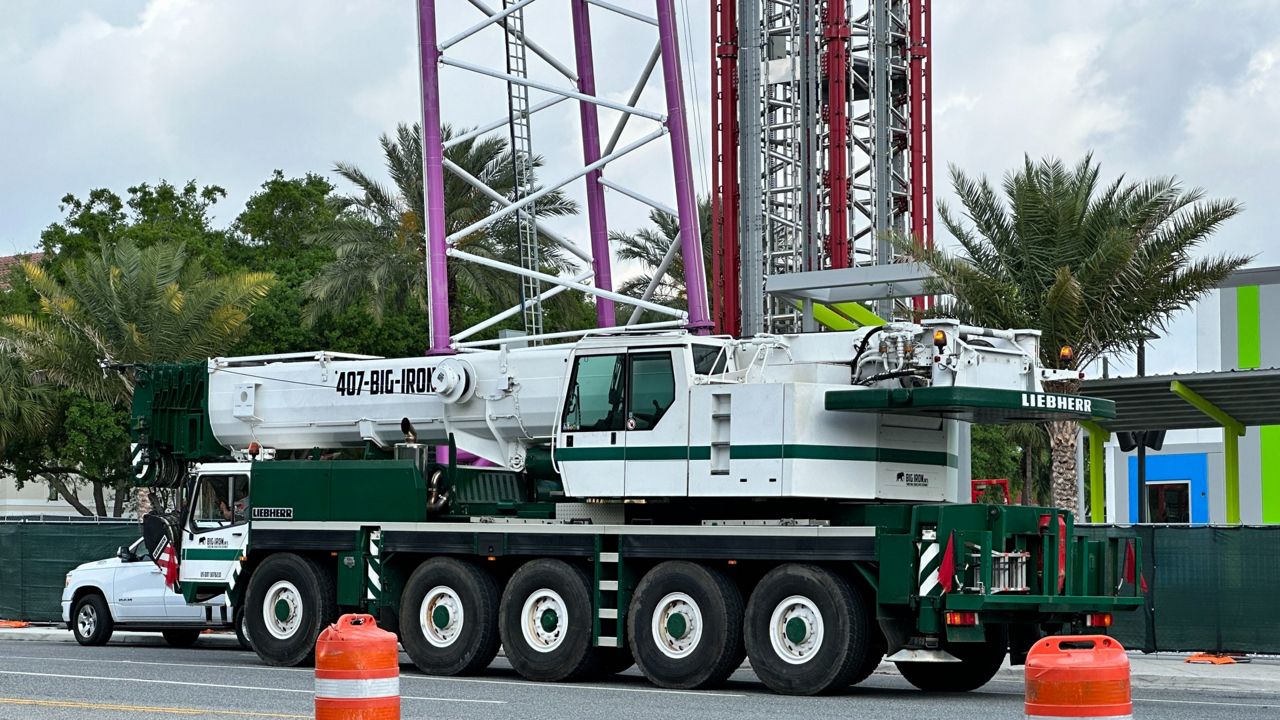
(713, 0, 933, 335)
(416, 0, 712, 353)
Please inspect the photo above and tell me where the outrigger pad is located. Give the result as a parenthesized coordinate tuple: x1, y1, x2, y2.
(824, 386, 1116, 424)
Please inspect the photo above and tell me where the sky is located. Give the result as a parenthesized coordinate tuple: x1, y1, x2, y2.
(2, 0, 1277, 372)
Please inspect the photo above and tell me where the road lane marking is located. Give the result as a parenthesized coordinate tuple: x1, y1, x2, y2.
(401, 673, 747, 697)
(0, 697, 309, 718)
(0, 670, 504, 705)
(0, 654, 746, 698)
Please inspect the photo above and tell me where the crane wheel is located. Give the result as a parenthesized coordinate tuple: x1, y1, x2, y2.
(744, 564, 873, 695)
(243, 553, 336, 667)
(895, 627, 1008, 692)
(627, 561, 745, 689)
(400, 557, 500, 676)
(499, 559, 599, 682)
(849, 603, 888, 686)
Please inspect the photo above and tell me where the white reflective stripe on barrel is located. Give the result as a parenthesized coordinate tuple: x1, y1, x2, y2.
(314, 676, 400, 699)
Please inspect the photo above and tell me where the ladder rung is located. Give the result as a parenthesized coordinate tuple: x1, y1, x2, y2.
(598, 608, 618, 619)
(599, 552, 619, 563)
(599, 580, 618, 591)
(712, 412, 731, 419)
(596, 636, 619, 648)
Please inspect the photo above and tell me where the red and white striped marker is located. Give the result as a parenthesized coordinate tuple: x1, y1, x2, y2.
(315, 614, 400, 720)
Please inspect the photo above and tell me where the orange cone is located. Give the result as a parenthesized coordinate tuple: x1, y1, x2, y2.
(315, 614, 400, 720)
(1025, 635, 1131, 719)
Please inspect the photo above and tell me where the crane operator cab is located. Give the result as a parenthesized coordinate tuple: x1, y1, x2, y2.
(177, 463, 252, 603)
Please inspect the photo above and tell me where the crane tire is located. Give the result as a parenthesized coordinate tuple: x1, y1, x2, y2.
(244, 553, 336, 667)
(627, 561, 745, 689)
(499, 559, 599, 682)
(896, 627, 1008, 692)
(849, 611, 888, 686)
(744, 564, 872, 695)
(400, 557, 501, 676)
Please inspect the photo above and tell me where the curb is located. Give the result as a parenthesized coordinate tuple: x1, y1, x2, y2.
(0, 626, 243, 648)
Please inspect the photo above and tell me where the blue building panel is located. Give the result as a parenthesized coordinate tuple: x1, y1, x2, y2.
(1128, 452, 1210, 524)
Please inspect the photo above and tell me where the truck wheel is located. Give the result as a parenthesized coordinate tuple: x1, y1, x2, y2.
(162, 629, 201, 648)
(400, 558, 500, 676)
(72, 594, 113, 646)
(234, 607, 253, 651)
(744, 564, 872, 695)
(627, 561, 744, 689)
(896, 627, 1008, 692)
(244, 553, 336, 666)
(849, 608, 888, 686)
(499, 559, 598, 682)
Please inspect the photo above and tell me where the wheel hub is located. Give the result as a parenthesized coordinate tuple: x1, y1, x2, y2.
(422, 586, 465, 648)
(652, 592, 703, 659)
(520, 589, 568, 653)
(769, 595, 825, 665)
(77, 605, 96, 637)
(263, 580, 303, 640)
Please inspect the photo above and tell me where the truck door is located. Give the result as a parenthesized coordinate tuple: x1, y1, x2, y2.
(113, 538, 169, 621)
(180, 471, 250, 601)
(556, 351, 626, 496)
(623, 349, 689, 496)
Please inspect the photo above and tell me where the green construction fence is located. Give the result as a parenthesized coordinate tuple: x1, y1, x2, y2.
(0, 516, 141, 623)
(1077, 524, 1280, 654)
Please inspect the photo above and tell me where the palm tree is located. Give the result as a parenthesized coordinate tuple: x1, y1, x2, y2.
(907, 154, 1250, 510)
(306, 123, 580, 330)
(3, 241, 274, 404)
(610, 199, 711, 321)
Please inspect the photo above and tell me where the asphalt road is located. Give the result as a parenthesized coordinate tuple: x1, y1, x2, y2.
(0, 639, 1275, 720)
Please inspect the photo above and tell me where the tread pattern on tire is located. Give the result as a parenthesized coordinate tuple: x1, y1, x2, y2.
(627, 560, 744, 690)
(244, 553, 336, 667)
(744, 563, 871, 696)
(895, 626, 1008, 692)
(400, 557, 501, 676)
(499, 559, 600, 683)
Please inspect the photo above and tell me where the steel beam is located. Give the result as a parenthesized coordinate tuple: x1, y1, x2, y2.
(417, 0, 452, 354)
(1171, 380, 1244, 523)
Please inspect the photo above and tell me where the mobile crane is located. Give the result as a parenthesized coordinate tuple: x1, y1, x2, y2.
(129, 319, 1140, 695)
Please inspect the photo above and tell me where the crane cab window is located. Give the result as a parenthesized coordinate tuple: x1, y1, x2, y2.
(627, 352, 675, 431)
(562, 354, 626, 432)
(191, 474, 250, 531)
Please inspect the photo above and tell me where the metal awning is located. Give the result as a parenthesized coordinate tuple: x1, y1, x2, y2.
(1080, 367, 1280, 525)
(1082, 368, 1280, 432)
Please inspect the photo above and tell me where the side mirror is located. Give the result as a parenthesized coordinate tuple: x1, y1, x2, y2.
(117, 546, 128, 561)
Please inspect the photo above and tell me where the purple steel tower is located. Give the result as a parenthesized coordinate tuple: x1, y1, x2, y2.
(415, 0, 710, 351)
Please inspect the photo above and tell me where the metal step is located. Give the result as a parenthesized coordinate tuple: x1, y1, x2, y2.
(598, 608, 618, 619)
(596, 636, 619, 648)
(599, 552, 619, 563)
(599, 580, 618, 591)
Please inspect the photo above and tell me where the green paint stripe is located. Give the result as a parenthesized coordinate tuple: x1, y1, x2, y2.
(182, 548, 242, 561)
(556, 444, 957, 468)
(1262, 425, 1280, 523)
(1238, 285, 1261, 369)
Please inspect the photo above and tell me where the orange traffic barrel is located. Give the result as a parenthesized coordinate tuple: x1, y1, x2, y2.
(1025, 635, 1131, 719)
(315, 614, 400, 720)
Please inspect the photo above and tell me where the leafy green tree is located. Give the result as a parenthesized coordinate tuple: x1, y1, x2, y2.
(907, 154, 1250, 510)
(40, 181, 230, 270)
(306, 123, 581, 334)
(609, 198, 712, 321)
(1, 241, 273, 516)
(4, 241, 273, 404)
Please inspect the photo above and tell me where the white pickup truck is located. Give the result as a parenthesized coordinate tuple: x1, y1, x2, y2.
(61, 537, 250, 649)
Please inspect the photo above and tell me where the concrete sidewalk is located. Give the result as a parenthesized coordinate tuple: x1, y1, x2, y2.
(0, 624, 243, 648)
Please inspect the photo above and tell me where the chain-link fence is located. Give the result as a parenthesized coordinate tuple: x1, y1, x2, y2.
(0, 516, 140, 623)
(1078, 524, 1280, 654)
